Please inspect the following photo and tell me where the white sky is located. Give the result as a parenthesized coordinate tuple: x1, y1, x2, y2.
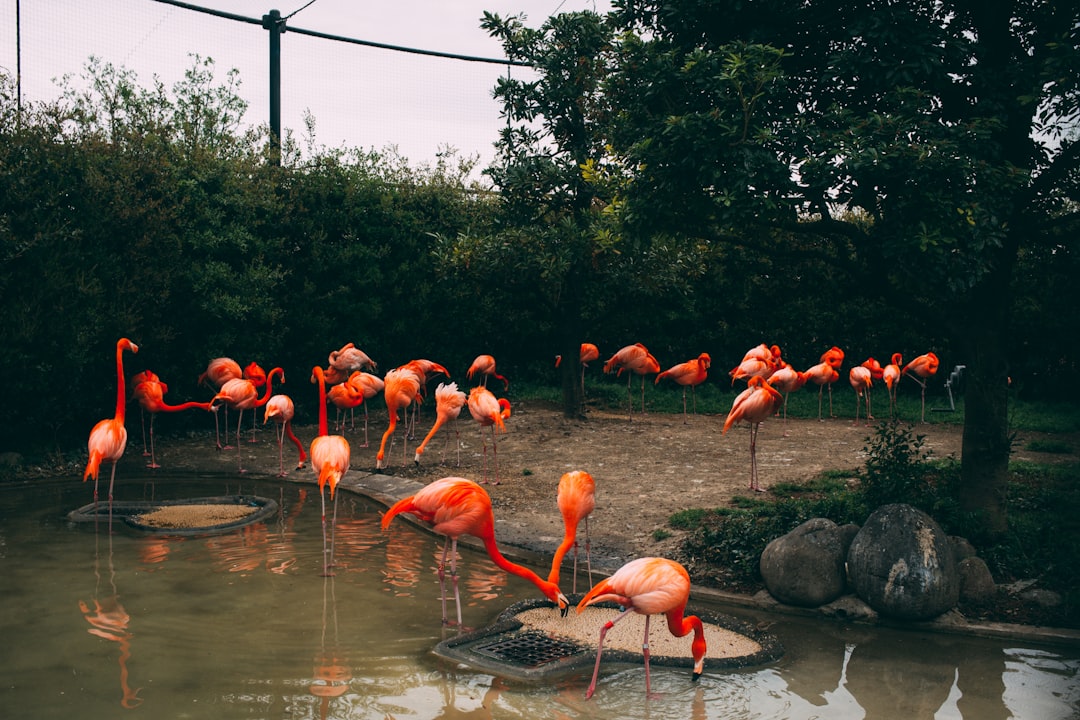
(1, 0, 611, 182)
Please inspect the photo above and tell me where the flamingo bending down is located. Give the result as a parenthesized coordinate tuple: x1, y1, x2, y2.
(548, 470, 596, 594)
(849, 366, 873, 426)
(655, 353, 711, 421)
(723, 376, 783, 492)
(210, 367, 284, 473)
(804, 361, 840, 420)
(902, 352, 940, 423)
(381, 477, 568, 627)
(467, 354, 509, 391)
(198, 357, 242, 449)
(263, 394, 307, 476)
(577, 557, 706, 700)
(603, 343, 660, 420)
(84, 338, 139, 505)
(310, 367, 352, 575)
(882, 353, 902, 417)
(376, 367, 422, 469)
(414, 381, 468, 466)
(467, 385, 510, 484)
(394, 359, 450, 439)
(131, 377, 213, 469)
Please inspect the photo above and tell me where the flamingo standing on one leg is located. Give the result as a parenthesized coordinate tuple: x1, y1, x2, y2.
(198, 357, 241, 450)
(467, 354, 509, 391)
(655, 353, 711, 422)
(767, 364, 807, 434)
(467, 385, 510, 484)
(376, 367, 422, 469)
(131, 376, 213, 469)
(263, 394, 307, 477)
(84, 338, 139, 505)
(603, 343, 660, 420)
(414, 381, 467, 466)
(849, 365, 873, 426)
(722, 376, 783, 492)
(902, 352, 940, 423)
(548, 470, 596, 594)
(804, 361, 840, 420)
(882, 353, 902, 418)
(310, 367, 351, 575)
(210, 367, 284, 473)
(577, 557, 706, 700)
(381, 477, 568, 627)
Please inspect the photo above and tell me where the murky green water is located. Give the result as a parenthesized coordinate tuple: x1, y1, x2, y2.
(0, 475, 1076, 719)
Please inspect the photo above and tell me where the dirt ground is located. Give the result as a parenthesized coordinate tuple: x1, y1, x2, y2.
(138, 400, 1008, 568)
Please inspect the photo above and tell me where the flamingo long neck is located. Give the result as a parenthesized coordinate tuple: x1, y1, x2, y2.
(114, 341, 128, 422)
(548, 522, 579, 584)
(315, 368, 329, 437)
(256, 368, 283, 407)
(666, 609, 707, 672)
(480, 533, 557, 599)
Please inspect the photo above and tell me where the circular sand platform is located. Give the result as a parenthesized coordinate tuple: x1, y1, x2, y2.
(434, 597, 783, 682)
(67, 495, 278, 536)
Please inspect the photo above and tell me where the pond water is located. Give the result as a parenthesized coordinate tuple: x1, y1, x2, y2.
(0, 475, 1077, 720)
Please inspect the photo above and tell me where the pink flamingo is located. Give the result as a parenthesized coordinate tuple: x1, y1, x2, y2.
(723, 376, 783, 491)
(882, 353, 902, 417)
(849, 365, 873, 425)
(414, 381, 468, 466)
(655, 353, 711, 421)
(804, 361, 840, 420)
(198, 357, 241, 450)
(467, 354, 509, 390)
(375, 367, 422, 469)
(603, 343, 661, 420)
(548, 470, 596, 594)
(263, 394, 307, 476)
(902, 352, 940, 423)
(310, 367, 351, 575)
(210, 367, 284, 473)
(767, 364, 807, 433)
(131, 376, 213, 469)
(84, 338, 139, 505)
(467, 385, 510, 484)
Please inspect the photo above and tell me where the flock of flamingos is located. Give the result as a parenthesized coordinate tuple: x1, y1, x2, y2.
(78, 337, 939, 699)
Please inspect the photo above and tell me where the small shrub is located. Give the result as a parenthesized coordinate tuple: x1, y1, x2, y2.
(860, 419, 936, 512)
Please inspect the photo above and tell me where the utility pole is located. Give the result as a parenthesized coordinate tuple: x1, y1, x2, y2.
(261, 9, 285, 164)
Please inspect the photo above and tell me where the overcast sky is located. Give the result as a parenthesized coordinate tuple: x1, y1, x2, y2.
(2, 0, 612, 180)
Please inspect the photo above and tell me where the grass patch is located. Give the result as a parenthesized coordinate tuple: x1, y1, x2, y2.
(1025, 439, 1073, 454)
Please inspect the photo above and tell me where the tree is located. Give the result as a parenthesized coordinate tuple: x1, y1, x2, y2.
(601, 0, 1080, 535)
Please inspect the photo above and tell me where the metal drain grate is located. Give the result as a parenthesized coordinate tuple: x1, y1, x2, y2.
(472, 632, 584, 668)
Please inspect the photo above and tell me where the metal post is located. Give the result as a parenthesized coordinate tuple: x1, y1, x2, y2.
(262, 9, 285, 164)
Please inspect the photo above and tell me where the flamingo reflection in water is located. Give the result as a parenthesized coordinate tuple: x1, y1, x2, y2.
(309, 573, 352, 718)
(78, 522, 144, 709)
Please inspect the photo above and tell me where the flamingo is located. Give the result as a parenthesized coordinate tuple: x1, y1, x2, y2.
(577, 557, 706, 700)
(722, 376, 783, 491)
(467, 354, 509, 391)
(380, 477, 568, 627)
(414, 381, 467, 466)
(131, 376, 213, 469)
(375, 367, 421, 469)
(602, 343, 660, 420)
(198, 357, 242, 449)
(902, 352, 940, 423)
(129, 369, 160, 458)
(849, 365, 873, 426)
(263, 394, 307, 477)
(394, 358, 450, 439)
(210, 367, 284, 473)
(310, 367, 351, 575)
(556, 342, 600, 412)
(548, 470, 596, 594)
(467, 385, 510, 484)
(84, 338, 139, 505)
(821, 346, 845, 370)
(882, 353, 903, 417)
(804, 361, 840, 420)
(324, 342, 377, 385)
(328, 379, 364, 433)
(655, 353, 711, 421)
(345, 371, 384, 447)
(767, 364, 807, 433)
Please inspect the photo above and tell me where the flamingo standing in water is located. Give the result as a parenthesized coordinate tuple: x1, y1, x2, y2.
(849, 365, 873, 426)
(467, 385, 510, 484)
(723, 376, 783, 491)
(902, 352, 940, 423)
(310, 366, 351, 574)
(263, 394, 307, 476)
(548, 470, 596, 594)
(84, 338, 139, 505)
(577, 557, 706, 700)
(603, 343, 660, 420)
(375, 367, 422, 469)
(131, 376, 213, 469)
(381, 477, 568, 627)
(414, 381, 468, 466)
(210, 367, 284, 473)
(467, 354, 509, 391)
(882, 353, 903, 417)
(655, 353, 711, 422)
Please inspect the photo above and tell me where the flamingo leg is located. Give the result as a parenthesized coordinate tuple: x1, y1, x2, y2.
(817, 385, 825, 421)
(275, 423, 286, 477)
(585, 608, 634, 699)
(147, 415, 160, 469)
(140, 410, 149, 456)
(584, 516, 593, 589)
(643, 614, 654, 697)
(491, 427, 500, 485)
(361, 404, 370, 448)
(235, 410, 247, 473)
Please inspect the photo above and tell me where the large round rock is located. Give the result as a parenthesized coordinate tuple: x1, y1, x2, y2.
(846, 504, 959, 620)
(760, 518, 850, 607)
